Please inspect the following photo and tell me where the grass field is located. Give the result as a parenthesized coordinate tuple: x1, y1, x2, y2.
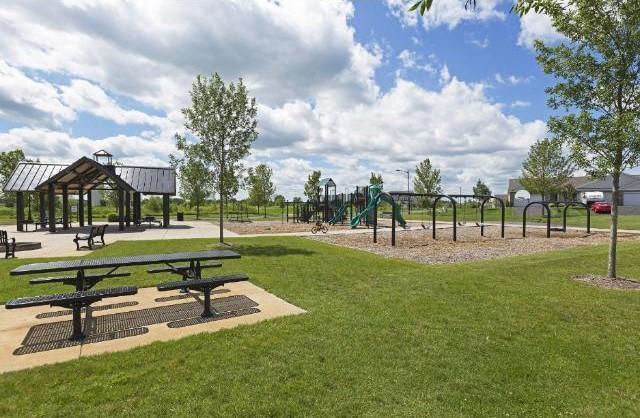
(0, 236, 639, 416)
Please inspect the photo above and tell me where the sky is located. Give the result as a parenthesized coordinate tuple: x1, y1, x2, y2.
(0, 0, 569, 199)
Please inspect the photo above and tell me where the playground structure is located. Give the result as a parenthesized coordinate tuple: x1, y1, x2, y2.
(227, 200, 250, 222)
(280, 176, 591, 247)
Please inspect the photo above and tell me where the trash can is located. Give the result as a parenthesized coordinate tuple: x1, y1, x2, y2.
(177, 212, 184, 221)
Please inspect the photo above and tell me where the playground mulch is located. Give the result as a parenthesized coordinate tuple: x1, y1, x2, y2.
(308, 225, 640, 265)
(573, 275, 640, 290)
(223, 221, 351, 235)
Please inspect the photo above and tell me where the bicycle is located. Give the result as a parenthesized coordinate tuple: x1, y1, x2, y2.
(311, 221, 328, 234)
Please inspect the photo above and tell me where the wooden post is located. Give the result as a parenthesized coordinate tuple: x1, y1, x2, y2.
(163, 194, 170, 228)
(87, 191, 93, 225)
(39, 192, 46, 228)
(133, 192, 141, 224)
(125, 192, 131, 227)
(16, 192, 24, 232)
(118, 189, 125, 231)
(48, 183, 56, 232)
(62, 185, 69, 229)
(78, 188, 85, 227)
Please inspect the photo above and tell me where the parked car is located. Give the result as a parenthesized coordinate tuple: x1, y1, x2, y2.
(591, 201, 611, 214)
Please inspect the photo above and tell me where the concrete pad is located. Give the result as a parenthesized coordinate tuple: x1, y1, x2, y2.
(2, 221, 239, 259)
(0, 283, 305, 373)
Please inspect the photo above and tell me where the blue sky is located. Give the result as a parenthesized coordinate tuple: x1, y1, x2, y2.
(0, 0, 569, 198)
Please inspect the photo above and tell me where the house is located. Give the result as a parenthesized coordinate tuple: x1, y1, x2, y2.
(507, 174, 640, 207)
(506, 176, 592, 206)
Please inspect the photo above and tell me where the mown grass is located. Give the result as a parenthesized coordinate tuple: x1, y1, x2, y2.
(0, 236, 639, 416)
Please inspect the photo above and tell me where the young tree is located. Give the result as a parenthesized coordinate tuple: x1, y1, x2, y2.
(273, 194, 285, 208)
(519, 138, 575, 201)
(170, 137, 214, 220)
(473, 179, 491, 197)
(180, 73, 258, 243)
(369, 172, 384, 186)
(413, 158, 442, 207)
(304, 170, 321, 201)
(0, 149, 26, 205)
(536, 0, 640, 278)
(247, 163, 275, 217)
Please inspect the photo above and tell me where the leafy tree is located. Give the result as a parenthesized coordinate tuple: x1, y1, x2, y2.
(408, 0, 544, 16)
(0, 149, 26, 206)
(369, 172, 384, 186)
(247, 163, 275, 217)
(536, 0, 640, 278)
(304, 170, 321, 201)
(180, 73, 258, 243)
(413, 158, 442, 207)
(273, 194, 285, 208)
(170, 136, 214, 220)
(473, 179, 491, 197)
(292, 197, 302, 203)
(520, 139, 575, 201)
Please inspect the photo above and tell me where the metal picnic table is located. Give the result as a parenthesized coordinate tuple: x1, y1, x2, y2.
(10, 250, 241, 291)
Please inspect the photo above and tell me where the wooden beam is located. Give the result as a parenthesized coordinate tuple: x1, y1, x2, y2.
(62, 185, 69, 229)
(118, 189, 125, 231)
(125, 191, 131, 227)
(78, 188, 85, 227)
(48, 183, 56, 232)
(16, 192, 24, 232)
(163, 194, 170, 228)
(87, 190, 93, 225)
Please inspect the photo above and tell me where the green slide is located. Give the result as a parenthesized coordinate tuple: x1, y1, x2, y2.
(329, 202, 348, 225)
(350, 184, 407, 228)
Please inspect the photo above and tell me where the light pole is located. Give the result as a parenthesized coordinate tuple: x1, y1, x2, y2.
(396, 169, 411, 214)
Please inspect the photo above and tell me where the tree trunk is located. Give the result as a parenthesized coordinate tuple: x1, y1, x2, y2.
(607, 172, 620, 278)
(219, 149, 225, 244)
(196, 199, 200, 220)
(264, 202, 267, 218)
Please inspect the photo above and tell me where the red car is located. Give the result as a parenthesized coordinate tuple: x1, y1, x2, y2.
(591, 201, 611, 214)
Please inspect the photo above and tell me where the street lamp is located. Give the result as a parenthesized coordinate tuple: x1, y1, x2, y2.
(396, 169, 411, 214)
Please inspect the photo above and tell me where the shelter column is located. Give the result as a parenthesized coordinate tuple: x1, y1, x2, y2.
(162, 194, 170, 228)
(87, 191, 92, 225)
(62, 185, 69, 229)
(133, 192, 141, 224)
(78, 188, 85, 227)
(125, 192, 131, 227)
(48, 183, 56, 233)
(16, 192, 25, 232)
(38, 192, 46, 227)
(118, 189, 125, 231)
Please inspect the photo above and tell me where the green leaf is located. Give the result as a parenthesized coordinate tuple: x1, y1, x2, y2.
(407, 0, 422, 12)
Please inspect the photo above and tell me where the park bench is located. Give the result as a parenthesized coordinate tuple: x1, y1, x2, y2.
(1, 230, 16, 259)
(73, 224, 107, 250)
(36, 217, 66, 230)
(147, 262, 222, 277)
(5, 286, 138, 340)
(157, 274, 249, 317)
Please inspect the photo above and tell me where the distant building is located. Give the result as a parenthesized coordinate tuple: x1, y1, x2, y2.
(507, 174, 640, 207)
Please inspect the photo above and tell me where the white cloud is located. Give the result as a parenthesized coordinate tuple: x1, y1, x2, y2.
(386, 0, 505, 30)
(0, 0, 546, 198)
(495, 73, 532, 85)
(0, 60, 75, 127)
(517, 11, 564, 48)
(510, 100, 531, 108)
(397, 49, 437, 75)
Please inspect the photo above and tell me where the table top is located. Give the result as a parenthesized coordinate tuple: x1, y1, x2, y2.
(10, 250, 241, 276)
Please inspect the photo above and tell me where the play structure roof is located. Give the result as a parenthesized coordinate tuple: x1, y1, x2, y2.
(318, 178, 336, 188)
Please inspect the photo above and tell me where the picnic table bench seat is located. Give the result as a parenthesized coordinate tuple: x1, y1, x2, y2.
(1, 230, 16, 259)
(146, 262, 222, 275)
(157, 274, 249, 317)
(73, 224, 107, 250)
(29, 272, 131, 288)
(6, 286, 138, 340)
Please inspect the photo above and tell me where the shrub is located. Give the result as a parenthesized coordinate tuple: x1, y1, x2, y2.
(107, 213, 119, 222)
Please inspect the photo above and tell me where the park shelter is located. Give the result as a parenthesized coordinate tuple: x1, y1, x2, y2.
(2, 150, 176, 232)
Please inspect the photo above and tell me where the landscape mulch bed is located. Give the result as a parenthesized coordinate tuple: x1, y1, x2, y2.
(573, 275, 640, 291)
(308, 224, 639, 265)
(223, 220, 351, 235)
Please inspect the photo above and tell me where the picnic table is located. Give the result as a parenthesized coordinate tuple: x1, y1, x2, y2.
(10, 250, 241, 291)
(8, 250, 242, 340)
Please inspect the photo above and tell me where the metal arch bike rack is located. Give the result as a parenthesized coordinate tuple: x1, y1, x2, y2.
(432, 195, 457, 241)
(562, 201, 590, 233)
(522, 201, 552, 238)
(372, 191, 397, 246)
(479, 195, 506, 238)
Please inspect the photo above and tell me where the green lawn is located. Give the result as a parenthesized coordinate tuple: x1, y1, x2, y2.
(0, 236, 639, 416)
